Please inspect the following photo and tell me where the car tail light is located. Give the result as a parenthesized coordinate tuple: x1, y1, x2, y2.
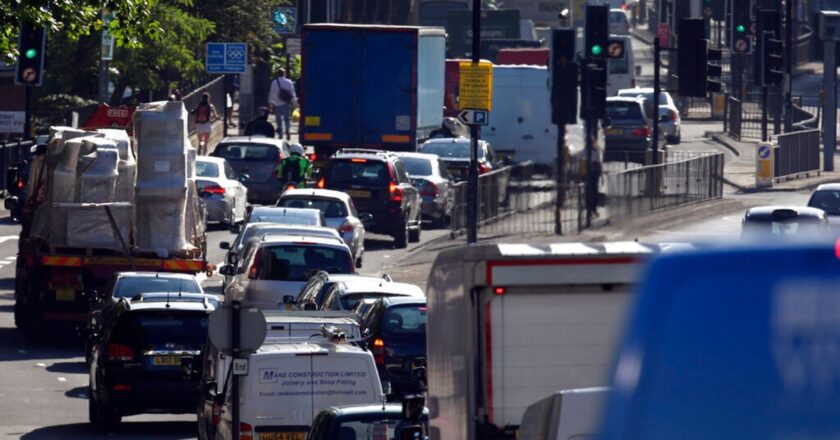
(308, 153, 317, 161)
(212, 401, 221, 426)
(203, 185, 226, 195)
(113, 383, 132, 391)
(669, 110, 679, 121)
(420, 181, 439, 197)
(389, 182, 403, 202)
(106, 343, 134, 362)
(631, 126, 651, 137)
(240, 423, 253, 440)
(317, 177, 325, 189)
(337, 223, 354, 234)
(478, 163, 490, 174)
(16, 179, 24, 189)
(372, 338, 385, 365)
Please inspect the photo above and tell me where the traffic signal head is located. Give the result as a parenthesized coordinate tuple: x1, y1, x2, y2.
(551, 29, 578, 125)
(678, 19, 708, 97)
(731, 0, 752, 53)
(706, 47, 724, 93)
(760, 32, 784, 86)
(581, 60, 606, 120)
(15, 23, 46, 86)
(585, 5, 608, 59)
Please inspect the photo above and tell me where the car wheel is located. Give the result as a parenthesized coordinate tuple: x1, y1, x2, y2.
(393, 218, 408, 249)
(89, 390, 121, 430)
(355, 252, 363, 268)
(408, 223, 421, 243)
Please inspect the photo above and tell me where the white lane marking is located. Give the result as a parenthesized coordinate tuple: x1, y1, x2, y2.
(0, 235, 18, 244)
(57, 377, 67, 382)
(5, 256, 15, 261)
(383, 255, 391, 259)
(36, 362, 46, 367)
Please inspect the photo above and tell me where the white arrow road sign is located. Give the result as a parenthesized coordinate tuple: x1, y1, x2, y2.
(458, 109, 489, 126)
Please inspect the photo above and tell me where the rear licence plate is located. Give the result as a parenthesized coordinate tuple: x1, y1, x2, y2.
(345, 189, 371, 198)
(153, 355, 182, 366)
(605, 128, 624, 136)
(55, 288, 76, 302)
(259, 433, 306, 440)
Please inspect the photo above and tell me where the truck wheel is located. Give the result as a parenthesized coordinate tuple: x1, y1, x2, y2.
(393, 219, 408, 249)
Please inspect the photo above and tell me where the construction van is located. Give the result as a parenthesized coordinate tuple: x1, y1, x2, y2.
(425, 242, 686, 439)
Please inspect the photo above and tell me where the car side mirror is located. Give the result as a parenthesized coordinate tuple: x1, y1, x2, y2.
(4, 197, 18, 211)
(219, 241, 231, 250)
(239, 174, 250, 182)
(203, 381, 218, 401)
(219, 265, 235, 276)
(282, 295, 296, 304)
(360, 213, 373, 223)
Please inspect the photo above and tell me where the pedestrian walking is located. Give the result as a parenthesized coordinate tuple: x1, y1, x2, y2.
(191, 92, 218, 155)
(268, 68, 297, 141)
(244, 106, 276, 138)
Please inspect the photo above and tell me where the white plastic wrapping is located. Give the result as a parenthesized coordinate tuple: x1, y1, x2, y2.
(134, 101, 188, 190)
(135, 187, 188, 256)
(98, 128, 137, 203)
(76, 137, 119, 203)
(63, 202, 132, 250)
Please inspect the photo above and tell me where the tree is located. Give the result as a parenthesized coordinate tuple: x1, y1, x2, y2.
(1, 0, 162, 63)
(196, 0, 290, 63)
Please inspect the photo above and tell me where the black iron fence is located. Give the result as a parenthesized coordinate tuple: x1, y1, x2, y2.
(726, 96, 742, 139)
(604, 152, 725, 224)
(0, 140, 34, 193)
(774, 129, 820, 179)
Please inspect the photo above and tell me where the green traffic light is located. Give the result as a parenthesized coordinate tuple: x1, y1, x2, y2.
(24, 48, 37, 59)
(736, 24, 746, 33)
(591, 44, 603, 56)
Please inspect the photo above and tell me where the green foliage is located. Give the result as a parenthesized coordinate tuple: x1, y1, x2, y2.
(197, 0, 292, 63)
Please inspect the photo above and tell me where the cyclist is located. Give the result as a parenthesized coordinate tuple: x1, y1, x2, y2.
(274, 143, 312, 191)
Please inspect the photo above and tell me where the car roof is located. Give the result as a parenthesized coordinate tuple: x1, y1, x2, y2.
(421, 137, 486, 146)
(394, 152, 441, 161)
(814, 183, 840, 191)
(744, 206, 827, 220)
(244, 223, 340, 236)
(250, 206, 322, 218)
(258, 234, 350, 248)
(322, 273, 388, 283)
(117, 271, 198, 281)
(617, 88, 673, 98)
(336, 279, 425, 296)
(256, 341, 368, 355)
(380, 296, 427, 307)
(197, 156, 227, 165)
(124, 299, 216, 313)
(219, 136, 287, 147)
(279, 188, 351, 202)
(127, 292, 219, 306)
(607, 96, 645, 104)
(326, 404, 407, 416)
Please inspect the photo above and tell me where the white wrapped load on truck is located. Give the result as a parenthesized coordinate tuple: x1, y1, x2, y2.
(425, 242, 688, 440)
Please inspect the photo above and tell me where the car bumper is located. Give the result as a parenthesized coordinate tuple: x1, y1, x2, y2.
(203, 197, 233, 222)
(421, 197, 446, 221)
(661, 122, 679, 138)
(359, 207, 405, 236)
(105, 378, 200, 415)
(243, 181, 282, 204)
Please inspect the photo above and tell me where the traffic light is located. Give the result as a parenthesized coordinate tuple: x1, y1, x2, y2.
(731, 0, 752, 53)
(14, 23, 46, 86)
(585, 5, 608, 59)
(755, 8, 781, 85)
(678, 19, 708, 97)
(760, 32, 783, 86)
(581, 60, 606, 120)
(551, 29, 578, 125)
(707, 46, 724, 93)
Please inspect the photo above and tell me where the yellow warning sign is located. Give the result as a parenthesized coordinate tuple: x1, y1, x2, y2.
(459, 61, 493, 111)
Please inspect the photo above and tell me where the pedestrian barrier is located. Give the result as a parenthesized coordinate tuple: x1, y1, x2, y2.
(774, 129, 820, 180)
(726, 96, 742, 139)
(604, 152, 725, 224)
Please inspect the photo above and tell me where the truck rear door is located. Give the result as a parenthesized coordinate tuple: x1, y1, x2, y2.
(361, 30, 415, 149)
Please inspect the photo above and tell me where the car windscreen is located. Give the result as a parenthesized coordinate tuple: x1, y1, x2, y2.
(258, 245, 353, 281)
(808, 190, 840, 215)
(277, 197, 348, 217)
(326, 160, 389, 186)
(381, 304, 427, 337)
(606, 102, 645, 121)
(419, 143, 484, 159)
(609, 11, 627, 23)
(334, 417, 426, 439)
(114, 277, 201, 299)
(114, 310, 209, 345)
(196, 161, 220, 178)
(400, 157, 434, 176)
(216, 144, 279, 161)
(338, 293, 403, 311)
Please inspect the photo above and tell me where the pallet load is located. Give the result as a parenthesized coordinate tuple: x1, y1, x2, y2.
(97, 128, 137, 203)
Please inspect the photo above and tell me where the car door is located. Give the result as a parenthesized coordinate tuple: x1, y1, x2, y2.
(347, 199, 365, 250)
(438, 159, 454, 212)
(394, 160, 419, 224)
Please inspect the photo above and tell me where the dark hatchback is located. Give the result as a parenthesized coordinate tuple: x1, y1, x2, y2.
(360, 297, 427, 398)
(308, 404, 428, 440)
(210, 136, 290, 203)
(318, 149, 421, 248)
(88, 297, 215, 430)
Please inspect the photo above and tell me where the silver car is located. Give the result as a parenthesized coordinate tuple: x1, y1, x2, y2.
(210, 136, 290, 204)
(395, 152, 454, 228)
(196, 157, 248, 226)
(276, 188, 367, 267)
(618, 88, 682, 144)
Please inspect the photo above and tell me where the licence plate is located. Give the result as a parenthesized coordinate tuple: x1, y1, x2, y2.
(259, 432, 306, 440)
(345, 189, 371, 198)
(153, 355, 182, 366)
(55, 288, 76, 302)
(605, 128, 624, 136)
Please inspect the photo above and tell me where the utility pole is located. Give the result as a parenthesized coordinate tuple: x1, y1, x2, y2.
(784, 0, 794, 132)
(652, 36, 661, 164)
(467, 0, 480, 244)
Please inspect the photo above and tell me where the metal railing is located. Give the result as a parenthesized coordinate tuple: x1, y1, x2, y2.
(604, 152, 725, 224)
(0, 140, 34, 193)
(774, 129, 820, 180)
(727, 96, 742, 139)
(182, 76, 226, 136)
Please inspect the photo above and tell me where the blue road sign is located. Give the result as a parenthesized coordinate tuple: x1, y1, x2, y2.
(458, 109, 490, 126)
(758, 145, 771, 159)
(273, 7, 297, 34)
(206, 42, 247, 74)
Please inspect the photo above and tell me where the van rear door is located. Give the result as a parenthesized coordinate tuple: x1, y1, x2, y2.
(311, 350, 384, 411)
(246, 353, 313, 432)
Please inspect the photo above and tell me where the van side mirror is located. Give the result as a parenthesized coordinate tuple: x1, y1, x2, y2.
(219, 241, 231, 250)
(203, 381, 218, 401)
(219, 265, 235, 276)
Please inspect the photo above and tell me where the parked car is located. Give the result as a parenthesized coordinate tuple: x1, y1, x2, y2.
(617, 87, 681, 144)
(807, 183, 840, 225)
(196, 156, 248, 225)
(276, 188, 367, 266)
(359, 297, 428, 397)
(609, 8, 630, 35)
(418, 138, 501, 182)
(221, 235, 356, 310)
(603, 96, 658, 164)
(87, 295, 215, 429)
(294, 271, 393, 311)
(210, 136, 290, 204)
(245, 206, 325, 226)
(307, 404, 429, 440)
(320, 278, 425, 312)
(318, 149, 422, 248)
(395, 152, 454, 227)
(741, 206, 829, 238)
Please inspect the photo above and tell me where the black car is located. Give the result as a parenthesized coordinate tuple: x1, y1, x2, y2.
(318, 149, 421, 248)
(360, 297, 427, 398)
(307, 404, 428, 440)
(87, 296, 215, 429)
(292, 271, 392, 310)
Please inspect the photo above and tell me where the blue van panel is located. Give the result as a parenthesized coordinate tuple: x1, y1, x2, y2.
(603, 244, 840, 439)
(360, 30, 415, 147)
(301, 29, 361, 146)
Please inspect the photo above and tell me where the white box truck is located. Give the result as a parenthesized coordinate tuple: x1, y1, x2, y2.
(425, 242, 678, 439)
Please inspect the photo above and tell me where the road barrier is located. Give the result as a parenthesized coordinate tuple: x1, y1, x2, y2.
(774, 129, 820, 180)
(604, 152, 725, 224)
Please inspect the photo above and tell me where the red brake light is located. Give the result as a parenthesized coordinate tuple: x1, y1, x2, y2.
(337, 223, 353, 234)
(494, 287, 506, 295)
(670, 111, 679, 121)
(106, 343, 134, 362)
(17, 179, 24, 189)
(308, 153, 317, 161)
(317, 177, 325, 189)
(351, 158, 367, 163)
(203, 185, 226, 195)
(240, 422, 253, 440)
(113, 383, 132, 391)
(372, 338, 385, 365)
(420, 181, 439, 197)
(389, 182, 403, 202)
(631, 127, 651, 137)
(212, 401, 221, 426)
(478, 163, 490, 174)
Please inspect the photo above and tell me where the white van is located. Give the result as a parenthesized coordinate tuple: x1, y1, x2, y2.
(214, 342, 385, 440)
(606, 35, 636, 96)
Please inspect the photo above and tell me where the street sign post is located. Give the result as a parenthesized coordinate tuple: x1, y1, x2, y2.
(458, 109, 489, 126)
(206, 42, 248, 74)
(286, 38, 301, 55)
(207, 304, 267, 354)
(755, 142, 774, 187)
(458, 61, 493, 111)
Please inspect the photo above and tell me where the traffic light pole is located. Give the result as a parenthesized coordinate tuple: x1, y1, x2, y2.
(555, 124, 566, 235)
(23, 86, 32, 141)
(652, 37, 661, 164)
(467, 0, 480, 244)
(761, 85, 769, 142)
(784, 0, 794, 132)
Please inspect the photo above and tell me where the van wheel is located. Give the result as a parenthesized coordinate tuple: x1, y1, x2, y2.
(393, 219, 408, 249)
